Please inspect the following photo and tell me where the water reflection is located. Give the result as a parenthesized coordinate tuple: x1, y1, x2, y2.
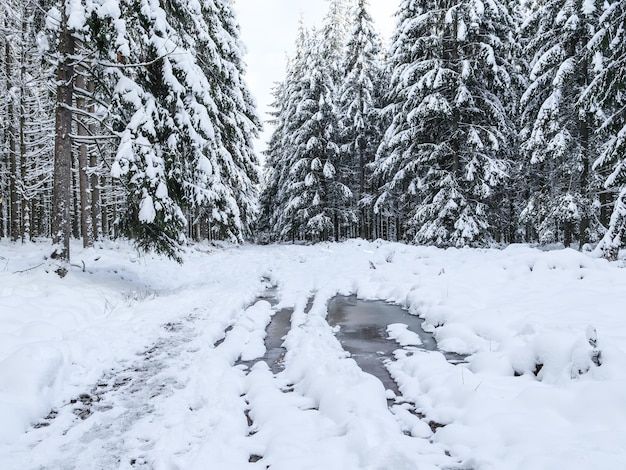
(327, 295, 465, 393)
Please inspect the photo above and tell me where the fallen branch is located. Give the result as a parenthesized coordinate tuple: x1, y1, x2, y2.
(70, 260, 87, 272)
(13, 263, 44, 274)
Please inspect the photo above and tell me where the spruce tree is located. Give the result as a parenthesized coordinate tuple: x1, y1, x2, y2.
(196, 0, 262, 241)
(376, 0, 518, 247)
(1, 0, 55, 243)
(49, 1, 75, 271)
(259, 24, 310, 241)
(89, 0, 260, 258)
(584, 0, 626, 258)
(520, 0, 603, 247)
(281, 29, 354, 241)
(261, 7, 355, 242)
(338, 0, 384, 239)
(321, 0, 354, 84)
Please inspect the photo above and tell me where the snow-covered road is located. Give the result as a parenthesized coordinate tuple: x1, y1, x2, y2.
(1, 240, 626, 469)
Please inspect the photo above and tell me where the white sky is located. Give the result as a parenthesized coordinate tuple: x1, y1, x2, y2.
(233, 0, 400, 154)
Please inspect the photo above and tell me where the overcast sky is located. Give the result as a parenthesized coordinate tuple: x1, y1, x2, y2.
(233, 0, 400, 154)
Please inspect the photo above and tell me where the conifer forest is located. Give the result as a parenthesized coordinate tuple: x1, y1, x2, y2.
(1, 0, 625, 269)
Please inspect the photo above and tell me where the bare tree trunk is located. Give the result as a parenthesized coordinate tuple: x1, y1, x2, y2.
(578, 58, 592, 250)
(51, 8, 74, 273)
(564, 221, 572, 248)
(358, 143, 366, 239)
(7, 37, 20, 241)
(88, 79, 102, 241)
(76, 70, 93, 248)
(0, 197, 4, 238)
(71, 158, 80, 239)
(19, 13, 29, 242)
(0, 16, 4, 239)
(101, 190, 109, 238)
(20, 82, 29, 242)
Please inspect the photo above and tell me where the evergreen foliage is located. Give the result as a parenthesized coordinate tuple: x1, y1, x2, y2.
(3, 0, 626, 257)
(584, 0, 626, 258)
(99, 0, 260, 258)
(2, 0, 262, 263)
(520, 0, 603, 247)
(338, 0, 385, 239)
(374, 0, 518, 247)
(261, 4, 355, 242)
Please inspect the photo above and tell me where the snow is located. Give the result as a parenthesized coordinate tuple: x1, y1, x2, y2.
(387, 323, 423, 346)
(1, 239, 626, 469)
(138, 191, 156, 223)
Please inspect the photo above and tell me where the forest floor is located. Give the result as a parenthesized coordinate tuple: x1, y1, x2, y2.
(1, 240, 625, 469)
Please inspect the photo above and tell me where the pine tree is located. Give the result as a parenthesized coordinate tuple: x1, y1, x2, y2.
(282, 28, 354, 241)
(259, 23, 309, 241)
(584, 0, 626, 258)
(376, 0, 518, 247)
(321, 0, 354, 84)
(201, 0, 262, 241)
(520, 0, 603, 247)
(261, 8, 355, 242)
(338, 0, 384, 239)
(89, 0, 260, 259)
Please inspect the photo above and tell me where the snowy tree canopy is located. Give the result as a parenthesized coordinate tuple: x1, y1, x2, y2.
(374, 0, 518, 247)
(519, 0, 603, 247)
(40, 0, 264, 259)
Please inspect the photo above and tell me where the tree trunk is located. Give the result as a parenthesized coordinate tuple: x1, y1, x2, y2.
(579, 137, 590, 249)
(578, 58, 591, 250)
(564, 220, 572, 248)
(51, 8, 74, 273)
(20, 83, 29, 242)
(88, 79, 102, 241)
(7, 38, 20, 241)
(19, 16, 29, 242)
(76, 70, 93, 248)
(358, 142, 366, 239)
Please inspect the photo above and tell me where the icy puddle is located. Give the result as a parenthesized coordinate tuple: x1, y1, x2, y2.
(255, 284, 291, 373)
(240, 284, 293, 373)
(259, 306, 292, 373)
(327, 295, 464, 395)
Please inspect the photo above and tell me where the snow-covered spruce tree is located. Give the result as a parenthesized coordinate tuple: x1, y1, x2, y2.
(338, 0, 385, 239)
(1, 6, 19, 241)
(258, 79, 290, 241)
(258, 22, 310, 242)
(88, 0, 260, 259)
(321, 0, 354, 84)
(584, 0, 626, 259)
(366, 60, 394, 240)
(0, 14, 6, 238)
(35, 0, 117, 268)
(375, 0, 518, 247)
(261, 11, 354, 242)
(193, 0, 262, 241)
(281, 28, 354, 241)
(520, 0, 603, 248)
(370, 1, 420, 242)
(493, 0, 526, 244)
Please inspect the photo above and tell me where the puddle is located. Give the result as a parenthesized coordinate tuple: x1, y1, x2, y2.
(239, 284, 295, 373)
(261, 306, 292, 373)
(257, 284, 292, 374)
(257, 284, 280, 307)
(326, 295, 465, 395)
